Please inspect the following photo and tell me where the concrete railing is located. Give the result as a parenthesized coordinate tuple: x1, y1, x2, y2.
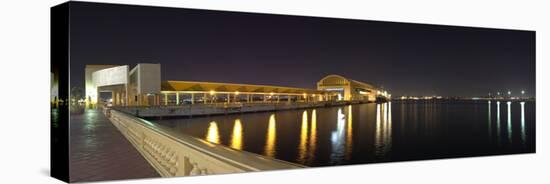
(113, 101, 355, 118)
(105, 108, 303, 177)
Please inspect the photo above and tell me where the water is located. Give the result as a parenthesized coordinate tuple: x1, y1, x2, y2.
(152, 101, 535, 166)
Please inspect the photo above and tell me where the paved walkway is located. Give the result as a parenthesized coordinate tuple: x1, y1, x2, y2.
(69, 109, 159, 182)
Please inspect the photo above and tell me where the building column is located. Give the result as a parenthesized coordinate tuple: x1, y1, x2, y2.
(176, 92, 180, 105)
(164, 93, 168, 106)
(116, 92, 120, 105)
(288, 95, 291, 103)
(247, 94, 251, 103)
(227, 93, 230, 103)
(191, 93, 195, 104)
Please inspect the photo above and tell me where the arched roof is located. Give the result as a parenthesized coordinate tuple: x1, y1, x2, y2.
(318, 74, 378, 90)
(318, 75, 350, 86)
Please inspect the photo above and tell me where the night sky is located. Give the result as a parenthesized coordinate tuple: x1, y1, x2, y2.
(68, 2, 535, 97)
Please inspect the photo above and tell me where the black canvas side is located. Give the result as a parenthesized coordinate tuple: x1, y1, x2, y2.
(51, 2, 70, 182)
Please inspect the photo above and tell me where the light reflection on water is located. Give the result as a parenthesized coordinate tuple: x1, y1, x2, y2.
(506, 102, 512, 142)
(308, 110, 317, 163)
(496, 101, 501, 144)
(155, 101, 535, 166)
(488, 101, 491, 137)
(298, 110, 308, 164)
(520, 102, 526, 145)
(206, 121, 219, 144)
(264, 114, 276, 157)
(231, 119, 243, 150)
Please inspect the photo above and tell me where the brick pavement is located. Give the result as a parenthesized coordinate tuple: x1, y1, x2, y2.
(69, 109, 159, 182)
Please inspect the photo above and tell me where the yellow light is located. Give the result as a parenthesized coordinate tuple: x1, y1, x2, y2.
(265, 114, 277, 157)
(206, 121, 219, 144)
(298, 110, 308, 163)
(375, 104, 381, 148)
(270, 92, 274, 96)
(303, 93, 307, 97)
(309, 109, 317, 161)
(346, 105, 353, 158)
(230, 119, 243, 150)
(209, 90, 215, 95)
(235, 91, 240, 95)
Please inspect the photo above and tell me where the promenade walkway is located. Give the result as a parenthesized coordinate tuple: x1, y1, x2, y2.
(69, 109, 159, 182)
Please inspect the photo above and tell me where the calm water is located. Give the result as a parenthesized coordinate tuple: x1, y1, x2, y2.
(152, 101, 535, 166)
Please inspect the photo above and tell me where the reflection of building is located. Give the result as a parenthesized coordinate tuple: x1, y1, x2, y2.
(317, 74, 388, 102)
(85, 64, 389, 107)
(51, 72, 58, 104)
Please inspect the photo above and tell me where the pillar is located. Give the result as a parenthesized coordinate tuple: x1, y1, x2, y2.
(176, 92, 180, 105)
(277, 95, 280, 103)
(164, 93, 168, 106)
(247, 94, 251, 103)
(288, 95, 291, 103)
(227, 93, 230, 103)
(191, 93, 195, 104)
(116, 92, 120, 105)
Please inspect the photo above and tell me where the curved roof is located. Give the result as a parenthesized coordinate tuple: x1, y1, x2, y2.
(318, 74, 378, 90)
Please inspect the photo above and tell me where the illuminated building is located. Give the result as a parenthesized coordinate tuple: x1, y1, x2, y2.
(84, 65, 389, 107)
(317, 74, 386, 102)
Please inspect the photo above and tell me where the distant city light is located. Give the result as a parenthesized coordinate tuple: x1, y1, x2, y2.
(209, 90, 215, 95)
(521, 90, 525, 95)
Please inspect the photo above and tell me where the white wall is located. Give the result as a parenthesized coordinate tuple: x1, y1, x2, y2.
(136, 63, 161, 94)
(92, 65, 129, 87)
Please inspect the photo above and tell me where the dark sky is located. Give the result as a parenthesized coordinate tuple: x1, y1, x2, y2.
(69, 2, 535, 97)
